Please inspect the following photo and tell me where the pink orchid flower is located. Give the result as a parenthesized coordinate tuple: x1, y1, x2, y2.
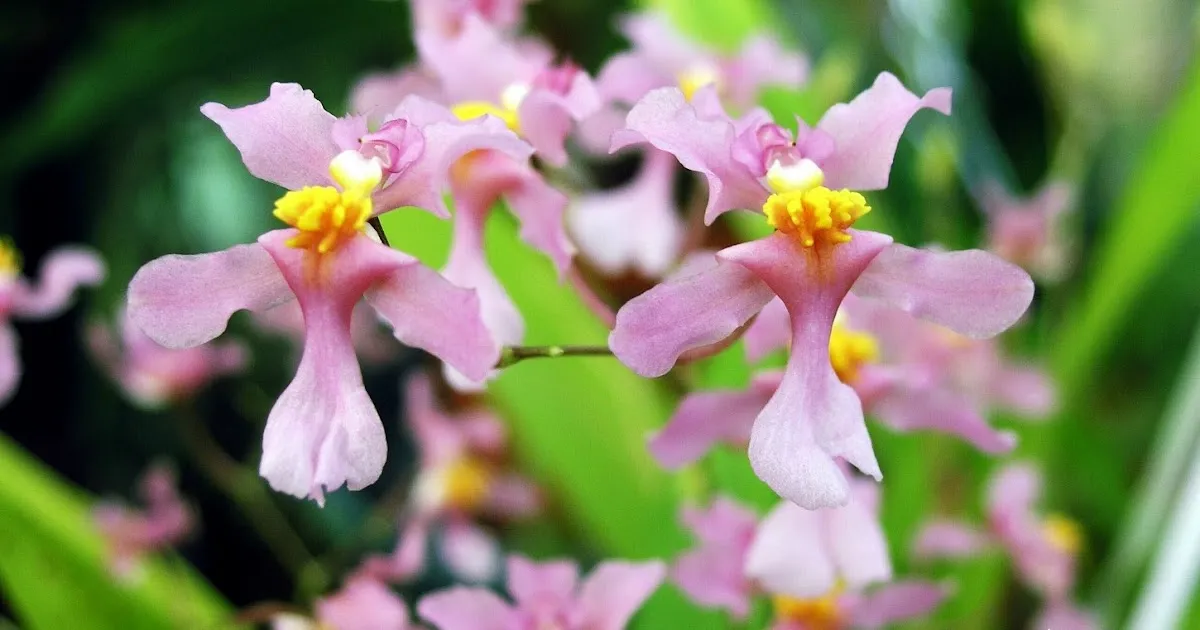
(609, 74, 1034, 508)
(88, 307, 246, 409)
(914, 463, 1085, 602)
(357, 373, 539, 583)
(0, 240, 104, 406)
(418, 554, 666, 630)
(252, 299, 398, 367)
(273, 575, 414, 630)
(981, 180, 1074, 280)
(94, 464, 194, 578)
(128, 85, 524, 504)
(674, 487, 946, 629)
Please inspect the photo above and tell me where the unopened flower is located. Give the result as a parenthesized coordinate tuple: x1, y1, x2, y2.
(88, 308, 246, 409)
(129, 94, 512, 502)
(981, 180, 1074, 280)
(418, 554, 665, 630)
(0, 239, 105, 406)
(610, 75, 1034, 508)
(94, 464, 193, 578)
(273, 575, 414, 630)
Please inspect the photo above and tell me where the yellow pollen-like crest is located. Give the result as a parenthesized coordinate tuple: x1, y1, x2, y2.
(1042, 513, 1084, 555)
(678, 66, 720, 101)
(763, 186, 871, 248)
(772, 586, 845, 630)
(452, 100, 521, 133)
(829, 324, 879, 384)
(442, 457, 493, 512)
(0, 238, 22, 278)
(273, 185, 372, 254)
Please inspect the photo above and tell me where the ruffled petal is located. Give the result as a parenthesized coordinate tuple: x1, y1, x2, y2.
(609, 254, 774, 377)
(720, 231, 892, 508)
(12, 246, 105, 319)
(612, 87, 767, 224)
(418, 587, 517, 630)
(912, 520, 990, 559)
(576, 560, 667, 630)
(851, 243, 1034, 339)
(128, 244, 293, 349)
(0, 323, 20, 407)
(648, 372, 780, 469)
(745, 501, 837, 598)
(815, 72, 951, 191)
(484, 155, 575, 275)
(825, 479, 892, 588)
(845, 580, 948, 629)
(316, 577, 413, 630)
(743, 297, 789, 362)
(507, 555, 579, 610)
(200, 83, 340, 190)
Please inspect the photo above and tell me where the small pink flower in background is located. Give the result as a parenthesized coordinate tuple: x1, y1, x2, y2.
(417, 554, 666, 630)
(273, 575, 414, 630)
(413, 0, 532, 42)
(0, 239, 105, 406)
(252, 299, 398, 367)
(981, 180, 1074, 281)
(128, 84, 525, 504)
(356, 373, 539, 583)
(88, 308, 246, 409)
(94, 464, 194, 578)
(673, 484, 946, 629)
(609, 73, 1035, 508)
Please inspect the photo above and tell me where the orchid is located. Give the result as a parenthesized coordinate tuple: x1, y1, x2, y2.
(0, 239, 105, 406)
(609, 74, 1035, 508)
(273, 576, 414, 630)
(673, 486, 946, 629)
(981, 179, 1075, 280)
(252, 299, 399, 367)
(417, 554, 666, 630)
(93, 464, 194, 578)
(127, 84, 525, 503)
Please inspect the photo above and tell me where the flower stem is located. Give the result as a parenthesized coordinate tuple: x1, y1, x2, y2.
(497, 344, 614, 368)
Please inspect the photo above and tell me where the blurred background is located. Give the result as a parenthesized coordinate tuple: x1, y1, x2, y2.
(1, 0, 1199, 628)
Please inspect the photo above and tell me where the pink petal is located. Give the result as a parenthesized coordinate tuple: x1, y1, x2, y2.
(477, 154, 574, 275)
(673, 498, 757, 618)
(519, 72, 602, 166)
(912, 520, 990, 559)
(618, 12, 708, 76)
(128, 244, 293, 349)
(350, 66, 444, 123)
(814, 72, 951, 191)
(745, 501, 837, 598)
(569, 148, 683, 278)
(991, 364, 1056, 417)
(612, 87, 767, 224)
(417, 13, 543, 103)
(200, 83, 340, 190)
(317, 578, 412, 630)
(852, 242, 1034, 339)
(1030, 601, 1098, 630)
(257, 231, 417, 502)
(648, 372, 780, 469)
(723, 35, 809, 108)
(405, 372, 468, 467)
(682, 496, 759, 546)
(484, 473, 541, 518)
(596, 52, 672, 105)
(507, 555, 580, 611)
(576, 560, 667, 630)
(825, 479, 893, 589)
(869, 382, 1017, 454)
(440, 520, 501, 584)
(0, 323, 20, 406)
(12, 246, 105, 319)
(418, 587, 517, 630)
(609, 255, 774, 377)
(719, 231, 892, 508)
(743, 297, 789, 362)
(846, 580, 948, 629)
(987, 463, 1042, 518)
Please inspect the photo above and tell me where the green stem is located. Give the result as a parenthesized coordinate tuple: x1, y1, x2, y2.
(497, 344, 614, 368)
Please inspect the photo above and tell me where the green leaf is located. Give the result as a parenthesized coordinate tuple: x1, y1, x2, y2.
(643, 0, 771, 51)
(0, 433, 232, 630)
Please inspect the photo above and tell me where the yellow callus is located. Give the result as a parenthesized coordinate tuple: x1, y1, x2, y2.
(1042, 513, 1084, 555)
(442, 457, 493, 512)
(0, 238, 22, 278)
(273, 152, 380, 254)
(764, 186, 871, 248)
(678, 65, 720, 101)
(772, 587, 844, 630)
(829, 324, 879, 384)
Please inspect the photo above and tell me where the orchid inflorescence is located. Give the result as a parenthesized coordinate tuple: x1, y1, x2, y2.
(3, 0, 1097, 628)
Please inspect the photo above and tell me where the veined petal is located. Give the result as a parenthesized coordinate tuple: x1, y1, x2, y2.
(12, 246, 105, 319)
(507, 555, 579, 611)
(609, 254, 774, 377)
(576, 560, 667, 630)
(128, 244, 293, 349)
(720, 231, 892, 508)
(845, 580, 948, 629)
(743, 297, 789, 362)
(200, 83, 340, 190)
(418, 587, 517, 630)
(815, 72, 951, 191)
(612, 87, 767, 224)
(0, 323, 19, 406)
(745, 501, 837, 598)
(912, 520, 990, 559)
(648, 372, 780, 469)
(851, 243, 1034, 339)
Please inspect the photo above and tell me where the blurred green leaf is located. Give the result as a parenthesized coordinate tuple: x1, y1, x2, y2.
(644, 0, 770, 51)
(0, 432, 232, 630)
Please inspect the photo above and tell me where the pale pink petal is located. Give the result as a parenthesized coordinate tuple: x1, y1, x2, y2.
(0, 323, 20, 406)
(568, 148, 683, 278)
(723, 36, 809, 108)
(519, 71, 603, 166)
(743, 297, 789, 362)
(417, 14, 543, 102)
(987, 463, 1041, 518)
(405, 372, 467, 467)
(612, 87, 767, 224)
(479, 155, 574, 275)
(618, 12, 708, 75)
(441, 520, 501, 584)
(869, 385, 1017, 454)
(596, 52, 672, 105)
(128, 244, 293, 349)
(826, 479, 892, 588)
(648, 372, 780, 469)
(991, 364, 1056, 417)
(720, 231, 892, 508)
(484, 473, 541, 518)
(317, 578, 412, 630)
(200, 83, 340, 190)
(745, 501, 837, 598)
(507, 555, 579, 610)
(852, 243, 1034, 339)
(814, 73, 951, 191)
(418, 587, 517, 630)
(609, 256, 774, 377)
(1030, 601, 1098, 630)
(351, 67, 444, 123)
(257, 231, 414, 502)
(12, 247, 105, 319)
(912, 520, 990, 560)
(673, 498, 757, 618)
(576, 560, 667, 630)
(846, 580, 948, 629)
